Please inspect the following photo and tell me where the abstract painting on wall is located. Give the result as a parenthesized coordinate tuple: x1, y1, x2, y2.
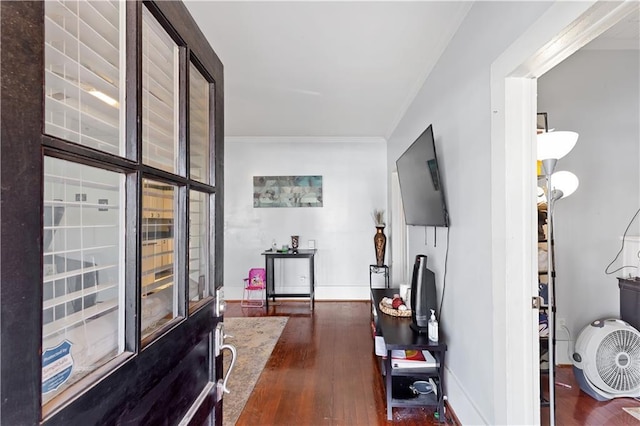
(253, 176, 323, 208)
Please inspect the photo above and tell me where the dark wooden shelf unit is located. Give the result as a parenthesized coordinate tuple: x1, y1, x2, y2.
(371, 289, 447, 422)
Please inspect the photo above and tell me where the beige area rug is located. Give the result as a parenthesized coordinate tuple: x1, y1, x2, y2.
(222, 316, 288, 426)
(623, 407, 640, 421)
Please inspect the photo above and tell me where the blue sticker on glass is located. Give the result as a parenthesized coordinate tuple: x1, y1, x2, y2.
(42, 340, 74, 394)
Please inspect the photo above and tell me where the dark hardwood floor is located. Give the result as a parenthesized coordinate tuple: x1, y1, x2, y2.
(224, 301, 458, 425)
(541, 365, 640, 425)
(225, 301, 640, 425)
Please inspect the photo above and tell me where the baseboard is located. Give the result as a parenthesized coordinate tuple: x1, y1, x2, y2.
(444, 366, 488, 425)
(226, 299, 369, 303)
(555, 340, 572, 365)
(224, 285, 374, 301)
(315, 286, 371, 300)
(445, 399, 462, 425)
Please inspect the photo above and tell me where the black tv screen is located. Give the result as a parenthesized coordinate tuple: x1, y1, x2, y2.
(396, 124, 449, 227)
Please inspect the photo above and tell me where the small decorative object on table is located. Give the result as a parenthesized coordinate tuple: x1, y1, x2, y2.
(428, 309, 439, 343)
(379, 294, 411, 317)
(372, 209, 386, 267)
(291, 235, 299, 254)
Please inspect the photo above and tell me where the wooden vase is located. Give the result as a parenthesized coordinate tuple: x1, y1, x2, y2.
(374, 226, 387, 267)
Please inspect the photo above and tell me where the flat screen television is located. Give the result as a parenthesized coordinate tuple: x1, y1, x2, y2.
(396, 124, 449, 227)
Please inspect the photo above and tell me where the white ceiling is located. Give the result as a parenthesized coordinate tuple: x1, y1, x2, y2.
(183, 1, 638, 139)
(183, 1, 472, 138)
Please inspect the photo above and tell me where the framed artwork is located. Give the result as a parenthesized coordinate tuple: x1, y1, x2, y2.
(537, 112, 548, 133)
(253, 175, 323, 208)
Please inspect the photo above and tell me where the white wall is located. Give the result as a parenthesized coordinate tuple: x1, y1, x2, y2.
(537, 49, 640, 364)
(220, 3, 635, 424)
(224, 137, 387, 300)
(386, 2, 552, 424)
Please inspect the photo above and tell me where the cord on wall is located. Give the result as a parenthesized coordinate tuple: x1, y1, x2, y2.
(559, 324, 574, 361)
(604, 207, 640, 276)
(437, 227, 450, 321)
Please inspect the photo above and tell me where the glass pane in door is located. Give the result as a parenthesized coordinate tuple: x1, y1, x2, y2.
(189, 63, 210, 184)
(44, 0, 125, 155)
(188, 190, 210, 307)
(42, 157, 124, 405)
(141, 179, 177, 339)
(142, 7, 179, 174)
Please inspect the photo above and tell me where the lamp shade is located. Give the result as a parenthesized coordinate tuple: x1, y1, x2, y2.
(550, 170, 579, 200)
(537, 131, 579, 161)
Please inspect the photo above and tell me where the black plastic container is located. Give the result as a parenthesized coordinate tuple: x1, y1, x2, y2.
(619, 277, 640, 331)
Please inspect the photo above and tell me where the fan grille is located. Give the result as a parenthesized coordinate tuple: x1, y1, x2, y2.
(596, 329, 640, 392)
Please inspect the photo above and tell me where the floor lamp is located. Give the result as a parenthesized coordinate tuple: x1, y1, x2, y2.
(537, 131, 579, 426)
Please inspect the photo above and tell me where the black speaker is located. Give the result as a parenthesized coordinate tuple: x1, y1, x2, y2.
(410, 255, 437, 334)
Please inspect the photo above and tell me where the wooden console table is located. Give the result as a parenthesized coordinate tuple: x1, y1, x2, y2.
(261, 249, 316, 309)
(371, 288, 447, 421)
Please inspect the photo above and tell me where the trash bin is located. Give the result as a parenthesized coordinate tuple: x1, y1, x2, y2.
(619, 277, 640, 331)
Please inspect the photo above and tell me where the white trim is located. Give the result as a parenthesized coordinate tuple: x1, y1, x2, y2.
(445, 367, 488, 425)
(491, 1, 639, 424)
(315, 286, 371, 300)
(513, 1, 639, 79)
(391, 171, 407, 287)
(224, 285, 371, 302)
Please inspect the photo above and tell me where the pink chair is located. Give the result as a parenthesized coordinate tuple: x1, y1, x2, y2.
(241, 268, 266, 307)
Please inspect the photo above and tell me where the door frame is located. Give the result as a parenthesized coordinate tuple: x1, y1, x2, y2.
(391, 170, 408, 286)
(490, 1, 638, 424)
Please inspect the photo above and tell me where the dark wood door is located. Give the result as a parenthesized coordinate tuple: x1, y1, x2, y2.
(0, 1, 225, 424)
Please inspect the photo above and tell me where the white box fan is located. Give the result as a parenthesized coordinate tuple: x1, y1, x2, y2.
(573, 318, 640, 401)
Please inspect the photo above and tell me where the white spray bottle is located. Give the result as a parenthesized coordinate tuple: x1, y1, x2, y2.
(428, 309, 439, 343)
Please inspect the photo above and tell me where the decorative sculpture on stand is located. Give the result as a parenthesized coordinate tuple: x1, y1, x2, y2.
(372, 209, 386, 267)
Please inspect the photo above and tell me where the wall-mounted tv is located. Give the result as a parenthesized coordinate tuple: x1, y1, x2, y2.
(396, 124, 449, 227)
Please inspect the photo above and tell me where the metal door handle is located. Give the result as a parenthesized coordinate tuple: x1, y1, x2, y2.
(219, 343, 236, 394)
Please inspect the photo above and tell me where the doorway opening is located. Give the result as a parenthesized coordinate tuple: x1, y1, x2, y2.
(491, 2, 639, 424)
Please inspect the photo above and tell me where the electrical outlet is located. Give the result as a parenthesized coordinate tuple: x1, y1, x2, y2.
(555, 319, 570, 342)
